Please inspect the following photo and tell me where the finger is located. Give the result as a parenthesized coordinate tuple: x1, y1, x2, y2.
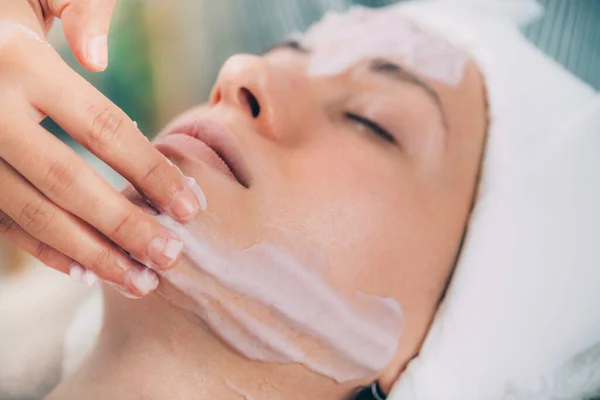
(0, 211, 151, 297)
(48, 0, 116, 71)
(0, 212, 98, 286)
(0, 158, 159, 297)
(0, 210, 71, 274)
(27, 48, 205, 223)
(0, 114, 185, 271)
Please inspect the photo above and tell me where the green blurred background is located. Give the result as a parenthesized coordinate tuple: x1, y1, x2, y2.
(43, 0, 600, 186)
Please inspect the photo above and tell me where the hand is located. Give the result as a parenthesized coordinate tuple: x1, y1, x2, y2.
(0, 0, 204, 297)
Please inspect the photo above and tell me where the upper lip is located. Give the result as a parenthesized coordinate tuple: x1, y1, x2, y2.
(163, 118, 251, 188)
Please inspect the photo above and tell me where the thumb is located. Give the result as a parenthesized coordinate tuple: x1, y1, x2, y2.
(50, 0, 116, 72)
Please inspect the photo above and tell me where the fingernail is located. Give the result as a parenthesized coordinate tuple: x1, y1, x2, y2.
(124, 268, 160, 296)
(112, 255, 158, 297)
(169, 188, 201, 221)
(106, 281, 143, 300)
(69, 262, 98, 286)
(87, 35, 108, 70)
(147, 235, 183, 269)
(185, 176, 208, 212)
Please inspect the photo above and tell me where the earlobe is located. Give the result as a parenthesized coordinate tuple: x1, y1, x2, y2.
(376, 365, 401, 396)
(375, 344, 421, 396)
(352, 381, 388, 400)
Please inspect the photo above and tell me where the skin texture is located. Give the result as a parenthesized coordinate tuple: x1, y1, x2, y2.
(0, 0, 203, 297)
(49, 18, 488, 400)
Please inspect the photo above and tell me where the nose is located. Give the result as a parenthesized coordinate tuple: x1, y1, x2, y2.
(210, 54, 307, 142)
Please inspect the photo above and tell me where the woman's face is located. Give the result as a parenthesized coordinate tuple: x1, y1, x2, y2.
(130, 12, 487, 386)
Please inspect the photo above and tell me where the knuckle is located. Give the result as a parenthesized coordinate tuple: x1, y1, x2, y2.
(90, 247, 113, 274)
(141, 159, 168, 187)
(18, 200, 56, 235)
(0, 40, 23, 74)
(84, 105, 124, 151)
(43, 159, 77, 198)
(110, 209, 139, 243)
(0, 25, 43, 73)
(34, 241, 54, 262)
(140, 159, 179, 201)
(0, 28, 20, 54)
(0, 212, 18, 236)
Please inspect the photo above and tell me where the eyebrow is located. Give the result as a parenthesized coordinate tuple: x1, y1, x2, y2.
(268, 40, 448, 128)
(369, 59, 448, 129)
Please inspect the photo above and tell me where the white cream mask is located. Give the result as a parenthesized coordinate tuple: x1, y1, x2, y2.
(299, 6, 468, 86)
(153, 214, 405, 383)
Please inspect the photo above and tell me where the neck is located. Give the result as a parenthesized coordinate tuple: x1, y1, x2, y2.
(48, 287, 357, 400)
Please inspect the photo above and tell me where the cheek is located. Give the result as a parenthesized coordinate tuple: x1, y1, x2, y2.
(255, 138, 422, 294)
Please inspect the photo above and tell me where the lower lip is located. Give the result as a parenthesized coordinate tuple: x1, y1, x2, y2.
(154, 133, 237, 183)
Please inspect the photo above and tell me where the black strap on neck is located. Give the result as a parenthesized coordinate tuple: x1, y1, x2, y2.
(352, 381, 387, 400)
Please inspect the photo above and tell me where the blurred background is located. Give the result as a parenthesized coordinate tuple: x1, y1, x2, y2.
(0, 0, 599, 398)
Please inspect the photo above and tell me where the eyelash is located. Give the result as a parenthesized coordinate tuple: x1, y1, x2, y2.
(271, 39, 308, 54)
(345, 113, 396, 144)
(282, 39, 304, 51)
(372, 59, 401, 72)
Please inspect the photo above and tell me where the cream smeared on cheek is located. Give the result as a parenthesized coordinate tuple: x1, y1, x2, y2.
(153, 214, 404, 383)
(299, 6, 468, 86)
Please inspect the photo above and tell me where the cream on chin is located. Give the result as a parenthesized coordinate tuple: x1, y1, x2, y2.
(152, 211, 405, 384)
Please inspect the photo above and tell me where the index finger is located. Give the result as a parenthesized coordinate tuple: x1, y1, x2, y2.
(30, 51, 205, 222)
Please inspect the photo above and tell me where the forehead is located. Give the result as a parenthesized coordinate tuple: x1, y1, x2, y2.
(297, 6, 468, 86)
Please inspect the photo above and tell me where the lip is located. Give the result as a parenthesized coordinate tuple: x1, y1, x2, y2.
(155, 118, 250, 188)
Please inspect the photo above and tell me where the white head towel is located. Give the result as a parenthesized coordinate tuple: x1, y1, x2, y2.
(386, 1, 600, 399)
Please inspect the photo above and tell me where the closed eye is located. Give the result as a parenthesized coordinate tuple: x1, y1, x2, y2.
(267, 38, 310, 54)
(346, 113, 396, 144)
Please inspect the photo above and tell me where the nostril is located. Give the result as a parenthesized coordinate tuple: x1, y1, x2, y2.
(239, 87, 261, 118)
